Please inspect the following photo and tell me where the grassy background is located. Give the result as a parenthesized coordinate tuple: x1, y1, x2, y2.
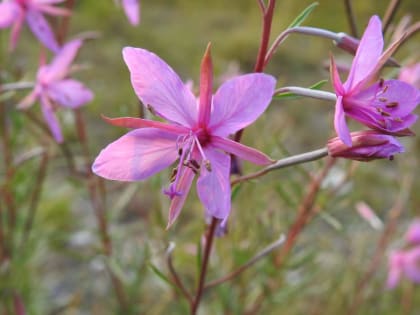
(1, 0, 420, 314)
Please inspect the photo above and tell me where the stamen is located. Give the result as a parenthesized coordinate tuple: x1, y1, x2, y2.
(204, 160, 212, 172)
(178, 148, 183, 156)
(383, 85, 389, 93)
(146, 104, 156, 115)
(376, 107, 391, 117)
(394, 117, 403, 122)
(379, 78, 384, 87)
(169, 168, 178, 182)
(386, 102, 398, 108)
(378, 97, 387, 102)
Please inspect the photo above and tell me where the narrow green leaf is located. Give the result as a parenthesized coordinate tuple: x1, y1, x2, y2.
(148, 263, 175, 288)
(273, 79, 328, 100)
(231, 184, 242, 201)
(288, 2, 319, 29)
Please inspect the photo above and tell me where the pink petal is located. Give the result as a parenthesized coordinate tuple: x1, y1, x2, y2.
(334, 96, 352, 146)
(0, 1, 19, 28)
(25, 8, 60, 52)
(9, 12, 24, 51)
(92, 128, 179, 181)
(386, 251, 404, 289)
(354, 80, 420, 117)
(33, 0, 67, 4)
(102, 116, 189, 134)
(167, 167, 195, 228)
(211, 136, 273, 165)
(208, 73, 276, 137)
(345, 16, 383, 91)
(34, 4, 71, 16)
(121, 0, 140, 26)
(40, 94, 63, 143)
(405, 220, 420, 245)
(330, 55, 345, 95)
(47, 79, 93, 108)
(122, 47, 198, 127)
(404, 248, 420, 283)
(40, 39, 82, 82)
(197, 148, 231, 220)
(197, 43, 213, 127)
(17, 88, 40, 109)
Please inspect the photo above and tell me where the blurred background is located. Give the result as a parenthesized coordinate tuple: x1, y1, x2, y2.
(1, 0, 419, 314)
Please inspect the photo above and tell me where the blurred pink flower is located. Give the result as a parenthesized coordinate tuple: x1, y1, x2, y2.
(405, 220, 420, 245)
(399, 63, 420, 89)
(118, 0, 140, 26)
(18, 39, 94, 143)
(0, 0, 70, 52)
(387, 248, 420, 289)
(92, 45, 275, 227)
(327, 130, 404, 161)
(330, 15, 420, 146)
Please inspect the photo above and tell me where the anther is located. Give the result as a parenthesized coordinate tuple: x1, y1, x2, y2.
(382, 85, 389, 93)
(146, 104, 156, 115)
(386, 102, 398, 108)
(204, 160, 212, 172)
(376, 108, 391, 116)
(178, 148, 183, 156)
(378, 97, 387, 102)
(379, 78, 384, 87)
(170, 168, 178, 182)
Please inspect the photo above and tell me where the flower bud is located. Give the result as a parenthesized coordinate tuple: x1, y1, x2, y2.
(327, 131, 404, 161)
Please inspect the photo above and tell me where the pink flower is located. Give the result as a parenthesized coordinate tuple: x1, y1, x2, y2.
(405, 220, 420, 245)
(119, 0, 140, 26)
(92, 45, 275, 227)
(18, 39, 94, 143)
(0, 0, 70, 52)
(330, 16, 420, 146)
(399, 63, 420, 89)
(387, 248, 420, 289)
(327, 130, 404, 161)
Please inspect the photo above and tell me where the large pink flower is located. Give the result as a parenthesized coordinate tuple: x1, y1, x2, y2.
(330, 15, 420, 146)
(92, 45, 276, 227)
(0, 0, 70, 52)
(18, 39, 94, 143)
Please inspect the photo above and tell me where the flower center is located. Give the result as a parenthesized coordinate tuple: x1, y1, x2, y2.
(195, 128, 211, 147)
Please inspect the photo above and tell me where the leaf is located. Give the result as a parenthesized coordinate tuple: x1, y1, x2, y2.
(148, 263, 175, 288)
(273, 79, 328, 100)
(287, 2, 319, 29)
(231, 184, 242, 201)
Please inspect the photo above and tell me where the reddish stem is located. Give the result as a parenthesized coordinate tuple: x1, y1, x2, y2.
(233, 0, 276, 159)
(190, 218, 218, 315)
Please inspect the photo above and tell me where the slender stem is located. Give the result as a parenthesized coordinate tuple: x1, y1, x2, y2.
(346, 174, 413, 315)
(382, 0, 402, 34)
(256, 0, 265, 13)
(21, 151, 49, 244)
(74, 109, 128, 309)
(57, 0, 75, 45)
(274, 86, 337, 102)
(232, 148, 329, 186)
(233, 0, 276, 148)
(0, 82, 34, 92)
(265, 27, 342, 67)
(190, 218, 218, 315)
(254, 0, 276, 72)
(24, 111, 77, 175)
(166, 243, 193, 303)
(205, 234, 285, 289)
(0, 102, 16, 253)
(343, 0, 358, 37)
(274, 157, 336, 267)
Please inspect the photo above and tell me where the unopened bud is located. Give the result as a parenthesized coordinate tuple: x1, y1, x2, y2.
(327, 131, 404, 161)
